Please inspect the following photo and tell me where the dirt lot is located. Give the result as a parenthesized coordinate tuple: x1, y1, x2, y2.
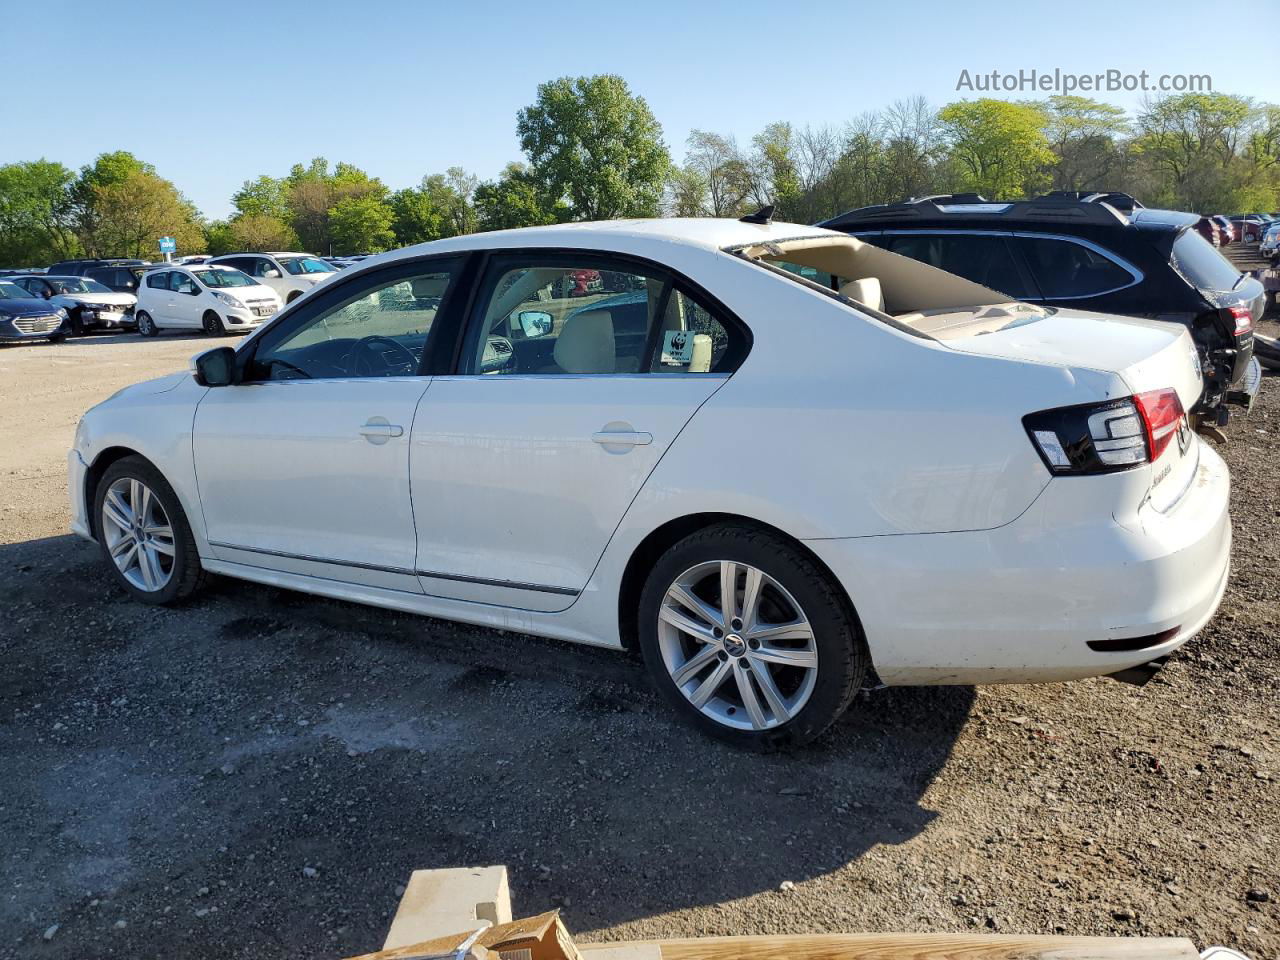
(2, 305, 1278, 959)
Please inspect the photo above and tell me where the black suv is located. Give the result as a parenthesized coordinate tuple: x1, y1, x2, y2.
(46, 258, 149, 287)
(820, 194, 1264, 423)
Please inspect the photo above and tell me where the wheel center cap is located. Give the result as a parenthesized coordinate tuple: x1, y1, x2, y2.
(724, 633, 747, 657)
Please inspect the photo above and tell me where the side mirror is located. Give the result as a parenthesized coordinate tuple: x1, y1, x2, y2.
(42, 290, 53, 299)
(263, 268, 281, 279)
(192, 346, 237, 387)
(517, 309, 553, 338)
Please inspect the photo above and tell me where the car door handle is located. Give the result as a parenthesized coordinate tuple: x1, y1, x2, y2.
(359, 419, 404, 443)
(591, 430, 652, 446)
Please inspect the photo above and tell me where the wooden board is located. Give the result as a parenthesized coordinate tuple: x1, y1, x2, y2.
(579, 932, 1200, 960)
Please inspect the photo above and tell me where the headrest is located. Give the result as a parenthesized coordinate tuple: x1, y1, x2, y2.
(839, 276, 884, 312)
(553, 310, 615, 374)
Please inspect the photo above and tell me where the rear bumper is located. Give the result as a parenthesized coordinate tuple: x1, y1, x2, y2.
(807, 441, 1231, 685)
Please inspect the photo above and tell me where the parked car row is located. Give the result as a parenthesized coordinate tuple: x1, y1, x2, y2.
(819, 191, 1265, 430)
(0, 251, 338, 344)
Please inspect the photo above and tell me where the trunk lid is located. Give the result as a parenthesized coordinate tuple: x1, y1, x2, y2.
(932, 306, 1204, 412)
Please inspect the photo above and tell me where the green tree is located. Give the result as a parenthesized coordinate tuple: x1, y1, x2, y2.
(938, 99, 1056, 198)
(474, 163, 560, 231)
(1042, 95, 1129, 190)
(389, 185, 444, 246)
(87, 169, 205, 258)
(517, 75, 669, 220)
(232, 175, 290, 220)
(329, 194, 396, 253)
(228, 214, 299, 252)
(0, 160, 80, 265)
(422, 168, 478, 237)
(665, 165, 710, 217)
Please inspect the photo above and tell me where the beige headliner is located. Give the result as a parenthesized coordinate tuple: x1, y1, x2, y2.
(739, 234, 1014, 316)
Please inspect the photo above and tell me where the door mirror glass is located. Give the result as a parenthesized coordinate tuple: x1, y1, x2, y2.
(517, 309, 553, 338)
(192, 346, 237, 387)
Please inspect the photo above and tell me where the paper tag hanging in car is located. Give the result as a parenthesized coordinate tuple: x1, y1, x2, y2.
(661, 330, 694, 365)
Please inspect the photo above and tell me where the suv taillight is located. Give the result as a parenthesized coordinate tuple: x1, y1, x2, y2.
(1024, 388, 1185, 475)
(1224, 303, 1254, 336)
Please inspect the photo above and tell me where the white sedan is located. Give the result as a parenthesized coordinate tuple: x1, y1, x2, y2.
(68, 217, 1231, 748)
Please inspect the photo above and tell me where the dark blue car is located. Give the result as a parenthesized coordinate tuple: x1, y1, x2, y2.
(0, 280, 68, 342)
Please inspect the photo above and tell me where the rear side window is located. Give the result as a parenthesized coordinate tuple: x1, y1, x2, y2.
(886, 234, 1031, 299)
(1170, 230, 1242, 293)
(1018, 237, 1134, 298)
(147, 272, 170, 289)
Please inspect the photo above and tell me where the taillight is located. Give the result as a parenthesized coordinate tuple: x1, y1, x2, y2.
(1224, 303, 1254, 335)
(1024, 389, 1186, 475)
(1134, 388, 1184, 462)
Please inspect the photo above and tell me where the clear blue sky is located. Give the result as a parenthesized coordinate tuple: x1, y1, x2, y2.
(7, 0, 1279, 219)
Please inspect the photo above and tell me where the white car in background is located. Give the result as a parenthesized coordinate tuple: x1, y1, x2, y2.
(9, 274, 137, 335)
(134, 264, 281, 336)
(69, 217, 1230, 749)
(206, 252, 335, 305)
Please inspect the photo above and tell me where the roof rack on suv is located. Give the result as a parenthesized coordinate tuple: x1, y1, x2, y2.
(1038, 190, 1143, 214)
(822, 194, 1133, 229)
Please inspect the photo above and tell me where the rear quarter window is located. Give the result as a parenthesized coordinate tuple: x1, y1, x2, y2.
(1170, 229, 1242, 293)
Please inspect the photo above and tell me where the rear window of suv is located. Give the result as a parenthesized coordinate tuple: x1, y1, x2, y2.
(1170, 230, 1241, 293)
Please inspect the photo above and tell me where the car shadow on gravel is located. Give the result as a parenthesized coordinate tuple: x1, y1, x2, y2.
(1, 533, 974, 957)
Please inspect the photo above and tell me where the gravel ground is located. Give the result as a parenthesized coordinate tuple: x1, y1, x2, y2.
(1, 294, 1278, 959)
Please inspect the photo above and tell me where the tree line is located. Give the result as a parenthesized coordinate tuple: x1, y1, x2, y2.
(2, 75, 1277, 266)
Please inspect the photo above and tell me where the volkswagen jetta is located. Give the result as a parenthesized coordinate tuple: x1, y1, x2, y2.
(68, 217, 1231, 748)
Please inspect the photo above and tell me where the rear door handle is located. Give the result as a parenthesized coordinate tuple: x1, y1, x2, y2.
(359, 418, 404, 444)
(591, 430, 652, 446)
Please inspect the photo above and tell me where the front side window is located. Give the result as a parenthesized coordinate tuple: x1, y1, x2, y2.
(278, 256, 331, 276)
(466, 261, 734, 376)
(887, 234, 1031, 299)
(250, 264, 457, 381)
(1018, 237, 1134, 299)
(170, 272, 199, 295)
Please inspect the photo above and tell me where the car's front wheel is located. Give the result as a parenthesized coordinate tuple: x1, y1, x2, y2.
(638, 523, 867, 750)
(202, 311, 226, 335)
(95, 456, 205, 604)
(136, 311, 158, 337)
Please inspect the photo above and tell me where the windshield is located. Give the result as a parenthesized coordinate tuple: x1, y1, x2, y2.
(1170, 230, 1242, 293)
(49, 277, 112, 294)
(0, 282, 31, 300)
(278, 256, 331, 276)
(193, 268, 256, 288)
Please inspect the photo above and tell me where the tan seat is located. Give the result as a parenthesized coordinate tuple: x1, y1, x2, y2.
(551, 309, 615, 374)
(839, 277, 884, 312)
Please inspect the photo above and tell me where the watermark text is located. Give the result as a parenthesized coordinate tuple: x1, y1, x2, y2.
(956, 68, 1212, 95)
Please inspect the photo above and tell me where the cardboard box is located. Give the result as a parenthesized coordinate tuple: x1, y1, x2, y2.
(348, 910, 583, 960)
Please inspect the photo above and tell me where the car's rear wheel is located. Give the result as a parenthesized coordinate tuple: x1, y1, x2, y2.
(136, 311, 158, 337)
(203, 311, 226, 335)
(638, 523, 867, 750)
(95, 456, 205, 605)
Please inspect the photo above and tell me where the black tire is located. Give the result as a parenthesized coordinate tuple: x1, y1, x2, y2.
(202, 311, 226, 335)
(94, 455, 206, 605)
(136, 311, 159, 337)
(67, 308, 86, 336)
(48, 332, 67, 344)
(637, 523, 867, 750)
(286, 290, 302, 304)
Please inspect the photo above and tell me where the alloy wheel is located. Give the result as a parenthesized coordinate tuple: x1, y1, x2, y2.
(101, 477, 175, 592)
(656, 560, 818, 731)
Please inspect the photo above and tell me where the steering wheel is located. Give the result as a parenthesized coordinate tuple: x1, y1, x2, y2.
(349, 335, 417, 377)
